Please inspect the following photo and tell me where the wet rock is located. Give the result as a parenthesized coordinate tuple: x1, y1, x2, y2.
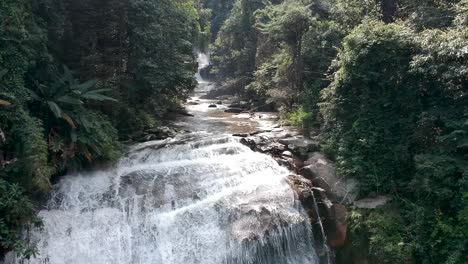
(240, 137, 261, 151)
(327, 204, 348, 249)
(282, 151, 293, 157)
(354, 195, 391, 209)
(274, 157, 291, 169)
(228, 101, 249, 109)
(208, 104, 217, 108)
(286, 156, 304, 171)
(279, 137, 319, 149)
(225, 108, 244, 113)
(233, 133, 249, 138)
(286, 174, 312, 201)
(312, 177, 333, 197)
(300, 152, 358, 205)
(187, 101, 199, 105)
(279, 137, 320, 157)
(136, 126, 178, 142)
(216, 101, 223, 105)
(259, 142, 286, 155)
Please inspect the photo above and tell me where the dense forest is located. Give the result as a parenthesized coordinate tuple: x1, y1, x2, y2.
(1, 0, 467, 263)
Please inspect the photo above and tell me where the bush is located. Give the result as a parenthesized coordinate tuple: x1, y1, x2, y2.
(0, 179, 41, 259)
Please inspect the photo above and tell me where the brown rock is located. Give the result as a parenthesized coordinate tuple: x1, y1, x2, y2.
(301, 152, 359, 205)
(285, 174, 312, 201)
(327, 204, 348, 249)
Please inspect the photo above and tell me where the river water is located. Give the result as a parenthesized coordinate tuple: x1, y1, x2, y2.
(5, 54, 319, 264)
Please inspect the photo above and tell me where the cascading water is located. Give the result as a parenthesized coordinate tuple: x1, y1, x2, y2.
(5, 54, 320, 264)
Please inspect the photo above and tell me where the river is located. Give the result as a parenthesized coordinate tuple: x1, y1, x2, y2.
(5, 54, 320, 264)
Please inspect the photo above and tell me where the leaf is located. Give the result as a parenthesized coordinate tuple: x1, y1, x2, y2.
(28, 89, 41, 100)
(84, 88, 112, 95)
(47, 101, 63, 118)
(0, 69, 8, 79)
(57, 95, 83, 105)
(61, 113, 76, 129)
(82, 93, 118, 102)
(62, 66, 74, 83)
(77, 80, 97, 92)
(70, 130, 77, 143)
(79, 116, 92, 132)
(0, 99, 11, 106)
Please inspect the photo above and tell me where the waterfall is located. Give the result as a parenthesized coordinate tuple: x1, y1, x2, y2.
(6, 135, 319, 264)
(4, 53, 321, 263)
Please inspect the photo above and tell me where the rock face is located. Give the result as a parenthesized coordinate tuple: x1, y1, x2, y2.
(300, 152, 358, 205)
(238, 129, 354, 252)
(327, 204, 348, 249)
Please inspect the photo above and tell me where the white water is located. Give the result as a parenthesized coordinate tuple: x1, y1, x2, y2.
(5, 54, 319, 264)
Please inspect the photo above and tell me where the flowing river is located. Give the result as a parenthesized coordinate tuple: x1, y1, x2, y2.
(5, 54, 320, 264)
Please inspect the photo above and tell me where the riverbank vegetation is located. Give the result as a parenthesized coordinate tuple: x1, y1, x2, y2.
(203, 0, 467, 263)
(0, 0, 203, 258)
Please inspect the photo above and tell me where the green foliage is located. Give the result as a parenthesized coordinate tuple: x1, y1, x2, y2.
(210, 0, 266, 80)
(200, 0, 235, 42)
(341, 208, 414, 264)
(128, 0, 198, 119)
(29, 66, 116, 128)
(320, 22, 419, 193)
(286, 106, 312, 128)
(330, 0, 381, 32)
(323, 20, 467, 264)
(0, 179, 41, 259)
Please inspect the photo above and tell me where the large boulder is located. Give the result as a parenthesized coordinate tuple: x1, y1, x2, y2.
(299, 152, 358, 205)
(285, 174, 313, 202)
(278, 137, 320, 157)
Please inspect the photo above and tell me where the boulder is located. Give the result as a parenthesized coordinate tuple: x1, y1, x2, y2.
(279, 137, 320, 157)
(259, 142, 286, 155)
(233, 133, 249, 138)
(279, 137, 319, 149)
(225, 108, 244, 113)
(208, 104, 217, 108)
(300, 152, 358, 205)
(240, 137, 262, 151)
(285, 174, 312, 201)
(137, 126, 178, 142)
